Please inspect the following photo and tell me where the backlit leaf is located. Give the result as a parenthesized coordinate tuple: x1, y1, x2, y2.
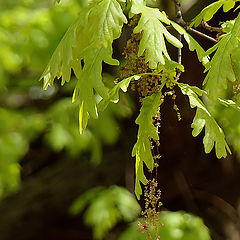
(130, 0, 182, 69)
(132, 92, 162, 199)
(41, 0, 127, 133)
(171, 22, 209, 65)
(190, 0, 238, 27)
(177, 82, 231, 158)
(98, 75, 140, 111)
(203, 12, 240, 99)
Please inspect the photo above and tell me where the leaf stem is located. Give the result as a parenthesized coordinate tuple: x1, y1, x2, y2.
(172, 0, 186, 25)
(186, 27, 218, 43)
(172, 79, 240, 111)
(200, 21, 222, 32)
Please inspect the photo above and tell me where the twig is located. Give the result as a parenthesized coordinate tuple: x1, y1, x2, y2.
(173, 0, 186, 25)
(201, 21, 222, 32)
(186, 27, 218, 43)
(166, 24, 218, 43)
(177, 34, 182, 65)
(173, 0, 184, 81)
(172, 0, 218, 44)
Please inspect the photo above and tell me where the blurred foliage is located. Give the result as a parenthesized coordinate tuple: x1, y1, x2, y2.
(69, 185, 211, 240)
(0, 108, 45, 196)
(69, 185, 141, 239)
(0, 0, 133, 197)
(119, 211, 212, 240)
(0, 0, 81, 196)
(0, 0, 80, 90)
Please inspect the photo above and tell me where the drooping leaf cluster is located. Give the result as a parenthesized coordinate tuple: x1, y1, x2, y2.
(41, 0, 240, 199)
(130, 0, 182, 68)
(203, 12, 240, 98)
(41, 0, 127, 133)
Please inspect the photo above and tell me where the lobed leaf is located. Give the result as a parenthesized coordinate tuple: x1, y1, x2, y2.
(171, 22, 209, 65)
(41, 0, 127, 133)
(130, 0, 182, 69)
(221, 20, 235, 33)
(231, 47, 240, 82)
(190, 0, 238, 27)
(132, 92, 162, 199)
(203, 12, 240, 99)
(98, 75, 140, 111)
(177, 82, 231, 159)
(70, 186, 140, 239)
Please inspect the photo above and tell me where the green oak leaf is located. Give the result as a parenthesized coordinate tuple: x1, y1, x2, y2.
(203, 12, 240, 99)
(41, 0, 127, 133)
(177, 82, 231, 159)
(221, 20, 235, 33)
(171, 22, 209, 65)
(190, 0, 238, 27)
(132, 92, 162, 199)
(98, 75, 140, 111)
(130, 0, 182, 69)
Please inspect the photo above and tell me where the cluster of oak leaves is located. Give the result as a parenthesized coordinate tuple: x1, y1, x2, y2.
(119, 16, 183, 239)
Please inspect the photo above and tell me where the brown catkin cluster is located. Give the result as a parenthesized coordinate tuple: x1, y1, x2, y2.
(120, 16, 162, 102)
(137, 179, 162, 240)
(120, 17, 163, 239)
(120, 33, 162, 102)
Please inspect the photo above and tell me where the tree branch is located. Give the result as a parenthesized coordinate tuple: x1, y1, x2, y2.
(173, 0, 184, 81)
(173, 0, 186, 25)
(200, 21, 222, 32)
(172, 0, 218, 44)
(186, 27, 218, 43)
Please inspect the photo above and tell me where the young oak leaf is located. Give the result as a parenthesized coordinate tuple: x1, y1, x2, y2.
(130, 0, 182, 69)
(231, 47, 240, 82)
(190, 0, 238, 28)
(41, 0, 127, 133)
(98, 75, 140, 111)
(221, 20, 235, 34)
(40, 15, 85, 89)
(73, 46, 120, 132)
(74, 0, 127, 133)
(132, 92, 162, 199)
(203, 12, 240, 99)
(175, 80, 240, 110)
(177, 82, 231, 159)
(171, 22, 209, 65)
